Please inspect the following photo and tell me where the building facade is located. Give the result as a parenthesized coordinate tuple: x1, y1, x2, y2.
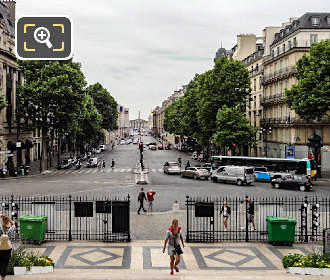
(116, 105, 129, 138)
(0, 1, 37, 170)
(129, 112, 148, 134)
(152, 86, 186, 144)
(261, 13, 330, 175)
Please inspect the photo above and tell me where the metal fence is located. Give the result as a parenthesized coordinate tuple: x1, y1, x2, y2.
(0, 194, 130, 242)
(186, 195, 330, 243)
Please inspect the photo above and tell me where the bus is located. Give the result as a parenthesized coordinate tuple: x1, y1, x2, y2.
(210, 156, 314, 181)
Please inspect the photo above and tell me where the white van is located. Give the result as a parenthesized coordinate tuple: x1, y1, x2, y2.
(211, 165, 255, 186)
(87, 157, 98, 168)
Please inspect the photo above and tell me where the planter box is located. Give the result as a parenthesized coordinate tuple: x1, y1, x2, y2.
(14, 266, 54, 275)
(14, 267, 27, 275)
(288, 267, 330, 276)
(31, 266, 54, 274)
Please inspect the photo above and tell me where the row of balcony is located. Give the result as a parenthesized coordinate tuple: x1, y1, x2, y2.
(263, 65, 296, 83)
(261, 117, 330, 126)
(263, 40, 316, 64)
(260, 93, 285, 106)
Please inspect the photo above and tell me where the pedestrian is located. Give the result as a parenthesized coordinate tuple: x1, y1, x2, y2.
(146, 189, 156, 215)
(220, 201, 231, 231)
(98, 161, 102, 171)
(111, 159, 115, 170)
(137, 188, 147, 215)
(102, 159, 106, 171)
(162, 219, 185, 275)
(247, 198, 256, 231)
(178, 156, 181, 167)
(185, 160, 190, 170)
(0, 214, 15, 280)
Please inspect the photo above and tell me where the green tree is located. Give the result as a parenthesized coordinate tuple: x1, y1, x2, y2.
(164, 98, 184, 136)
(213, 105, 256, 155)
(76, 94, 103, 151)
(17, 60, 86, 172)
(0, 94, 6, 111)
(86, 83, 118, 132)
(285, 39, 330, 121)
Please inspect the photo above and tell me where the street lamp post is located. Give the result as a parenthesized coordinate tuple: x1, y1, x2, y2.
(259, 127, 272, 158)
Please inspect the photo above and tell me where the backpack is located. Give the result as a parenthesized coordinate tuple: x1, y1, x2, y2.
(0, 227, 12, 250)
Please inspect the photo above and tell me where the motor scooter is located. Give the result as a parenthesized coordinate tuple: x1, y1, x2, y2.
(76, 161, 82, 169)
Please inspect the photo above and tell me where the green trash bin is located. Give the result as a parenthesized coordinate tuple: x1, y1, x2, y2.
(19, 215, 48, 243)
(267, 216, 296, 245)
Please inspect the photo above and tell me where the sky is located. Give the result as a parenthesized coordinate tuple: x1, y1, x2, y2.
(17, 0, 330, 120)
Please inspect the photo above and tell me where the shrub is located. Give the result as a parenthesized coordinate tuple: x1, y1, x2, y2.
(282, 252, 330, 268)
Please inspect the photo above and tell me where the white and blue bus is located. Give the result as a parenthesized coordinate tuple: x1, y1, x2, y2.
(210, 156, 313, 181)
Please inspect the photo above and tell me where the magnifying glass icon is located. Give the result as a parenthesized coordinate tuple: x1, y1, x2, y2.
(34, 26, 53, 48)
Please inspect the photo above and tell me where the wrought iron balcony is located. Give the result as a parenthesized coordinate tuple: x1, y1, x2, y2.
(263, 66, 296, 84)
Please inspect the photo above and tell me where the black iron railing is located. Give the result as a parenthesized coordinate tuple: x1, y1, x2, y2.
(0, 194, 130, 242)
(186, 195, 330, 243)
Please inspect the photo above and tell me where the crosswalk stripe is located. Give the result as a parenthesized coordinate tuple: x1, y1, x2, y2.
(106, 169, 112, 173)
(152, 169, 156, 172)
(85, 169, 91, 174)
(120, 169, 125, 172)
(78, 170, 84, 174)
(127, 168, 132, 172)
(114, 169, 119, 172)
(92, 170, 98, 174)
(158, 169, 163, 172)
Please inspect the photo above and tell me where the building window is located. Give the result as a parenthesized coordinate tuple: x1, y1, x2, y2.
(293, 37, 297, 47)
(254, 79, 256, 91)
(275, 84, 278, 95)
(310, 34, 318, 44)
(288, 40, 291, 49)
(311, 17, 320, 26)
(280, 82, 283, 94)
(274, 63, 277, 73)
(277, 46, 280, 55)
(271, 49, 274, 57)
(259, 77, 262, 89)
(270, 85, 272, 97)
(282, 44, 285, 52)
(327, 17, 330, 25)
(285, 57, 289, 68)
(285, 80, 289, 90)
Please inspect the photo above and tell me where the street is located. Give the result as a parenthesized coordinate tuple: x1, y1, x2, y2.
(1, 136, 329, 212)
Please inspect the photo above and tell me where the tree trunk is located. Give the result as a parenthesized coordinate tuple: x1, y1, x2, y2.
(40, 127, 48, 173)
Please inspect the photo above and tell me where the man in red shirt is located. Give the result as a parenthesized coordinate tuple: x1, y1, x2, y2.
(147, 189, 156, 215)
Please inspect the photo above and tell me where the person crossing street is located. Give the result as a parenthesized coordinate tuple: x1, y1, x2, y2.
(146, 189, 156, 215)
(137, 188, 147, 215)
(111, 159, 115, 170)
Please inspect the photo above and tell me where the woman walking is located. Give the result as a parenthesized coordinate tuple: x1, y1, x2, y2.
(162, 219, 185, 275)
(0, 214, 15, 280)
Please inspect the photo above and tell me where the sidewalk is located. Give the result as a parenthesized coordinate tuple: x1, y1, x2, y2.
(8, 240, 323, 280)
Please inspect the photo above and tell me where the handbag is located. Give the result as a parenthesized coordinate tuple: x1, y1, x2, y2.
(173, 233, 183, 255)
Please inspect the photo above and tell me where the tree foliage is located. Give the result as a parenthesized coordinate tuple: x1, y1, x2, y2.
(17, 60, 87, 171)
(86, 83, 118, 131)
(285, 39, 330, 121)
(0, 94, 6, 111)
(213, 105, 256, 154)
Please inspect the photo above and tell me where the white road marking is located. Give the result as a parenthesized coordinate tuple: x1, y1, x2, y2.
(85, 169, 91, 174)
(152, 169, 156, 172)
(158, 169, 163, 172)
(120, 169, 125, 172)
(114, 169, 119, 172)
(92, 169, 98, 174)
(106, 169, 112, 173)
(127, 168, 132, 172)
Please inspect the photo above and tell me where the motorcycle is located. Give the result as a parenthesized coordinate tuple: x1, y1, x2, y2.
(75, 162, 82, 169)
(0, 168, 7, 178)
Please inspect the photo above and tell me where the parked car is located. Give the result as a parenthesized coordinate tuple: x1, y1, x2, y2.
(179, 144, 189, 152)
(158, 144, 164, 150)
(71, 157, 78, 165)
(147, 142, 157, 146)
(163, 162, 181, 174)
(211, 165, 255, 186)
(99, 144, 106, 151)
(271, 174, 312, 192)
(192, 151, 198, 160)
(81, 154, 87, 161)
(126, 139, 132, 144)
(120, 140, 126, 145)
(181, 167, 210, 180)
(201, 163, 211, 172)
(164, 144, 172, 150)
(149, 145, 157, 150)
(87, 157, 98, 168)
(133, 139, 139, 144)
(58, 159, 73, 169)
(95, 148, 102, 154)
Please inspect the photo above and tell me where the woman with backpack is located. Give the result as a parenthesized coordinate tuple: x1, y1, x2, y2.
(162, 219, 185, 275)
(0, 214, 15, 280)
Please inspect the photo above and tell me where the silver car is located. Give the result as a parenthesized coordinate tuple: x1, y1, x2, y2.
(163, 162, 181, 174)
(181, 167, 210, 180)
(211, 165, 255, 185)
